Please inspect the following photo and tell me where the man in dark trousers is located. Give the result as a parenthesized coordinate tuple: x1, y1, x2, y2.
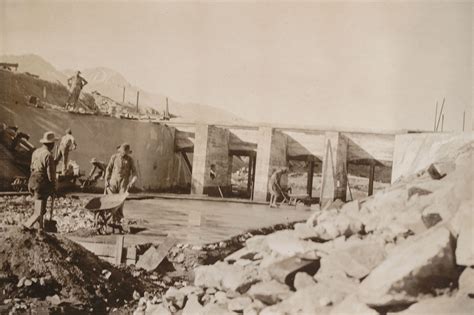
(23, 131, 58, 233)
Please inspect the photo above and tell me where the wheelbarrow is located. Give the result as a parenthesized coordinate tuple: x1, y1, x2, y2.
(84, 193, 128, 234)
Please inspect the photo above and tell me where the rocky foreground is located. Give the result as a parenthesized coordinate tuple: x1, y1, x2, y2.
(133, 141, 473, 315)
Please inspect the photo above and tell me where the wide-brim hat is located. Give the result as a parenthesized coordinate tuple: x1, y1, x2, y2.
(66, 128, 72, 134)
(90, 158, 97, 164)
(118, 143, 132, 154)
(39, 131, 58, 144)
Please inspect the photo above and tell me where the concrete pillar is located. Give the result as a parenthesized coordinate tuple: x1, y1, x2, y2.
(254, 127, 288, 202)
(191, 125, 231, 195)
(320, 131, 348, 208)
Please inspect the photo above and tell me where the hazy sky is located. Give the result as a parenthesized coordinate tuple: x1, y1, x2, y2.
(1, 1, 472, 131)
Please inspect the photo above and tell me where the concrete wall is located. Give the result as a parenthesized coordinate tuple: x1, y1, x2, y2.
(0, 103, 189, 191)
(253, 127, 288, 201)
(191, 125, 231, 195)
(391, 132, 473, 183)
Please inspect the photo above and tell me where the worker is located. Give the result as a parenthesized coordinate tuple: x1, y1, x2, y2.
(105, 143, 138, 226)
(81, 158, 107, 189)
(23, 131, 58, 233)
(55, 128, 77, 175)
(66, 70, 88, 110)
(268, 167, 288, 208)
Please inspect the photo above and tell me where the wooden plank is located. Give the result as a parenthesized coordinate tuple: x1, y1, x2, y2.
(368, 163, 375, 196)
(78, 242, 116, 257)
(115, 235, 124, 265)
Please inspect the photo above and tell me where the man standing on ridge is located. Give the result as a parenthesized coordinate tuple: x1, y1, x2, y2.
(66, 70, 88, 111)
(55, 128, 77, 175)
(23, 131, 58, 233)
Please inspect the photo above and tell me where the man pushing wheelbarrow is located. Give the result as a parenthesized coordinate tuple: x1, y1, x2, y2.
(101, 143, 137, 233)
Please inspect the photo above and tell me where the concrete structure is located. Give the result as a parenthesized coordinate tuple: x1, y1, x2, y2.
(2, 101, 416, 204)
(173, 122, 396, 203)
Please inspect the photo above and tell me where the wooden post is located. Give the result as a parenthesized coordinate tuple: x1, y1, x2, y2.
(247, 154, 253, 196)
(122, 86, 126, 103)
(435, 98, 445, 132)
(368, 163, 375, 196)
(115, 235, 124, 265)
(136, 91, 140, 113)
(251, 154, 257, 200)
(463, 111, 466, 131)
(307, 158, 315, 198)
(434, 101, 438, 131)
(441, 114, 445, 132)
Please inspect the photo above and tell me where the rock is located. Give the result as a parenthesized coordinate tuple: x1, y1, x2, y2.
(458, 267, 474, 296)
(358, 226, 457, 307)
(248, 280, 292, 305)
(448, 200, 472, 237)
(179, 285, 205, 298)
(341, 199, 360, 218)
(330, 294, 379, 315)
(213, 291, 229, 305)
(306, 210, 322, 227)
(46, 294, 61, 305)
(221, 265, 260, 293)
(455, 209, 474, 266)
(224, 247, 258, 263)
(243, 300, 266, 315)
(164, 287, 186, 309)
(266, 230, 320, 257)
(267, 255, 320, 287)
(148, 304, 172, 315)
(293, 272, 315, 291)
(194, 261, 237, 289)
(407, 187, 432, 199)
(389, 296, 474, 314)
(427, 163, 448, 180)
(136, 238, 177, 272)
(227, 296, 252, 312)
(182, 295, 203, 315)
(293, 222, 319, 240)
(421, 213, 442, 229)
(245, 235, 270, 253)
(201, 303, 236, 315)
(329, 242, 386, 279)
(260, 282, 348, 315)
(17, 277, 26, 288)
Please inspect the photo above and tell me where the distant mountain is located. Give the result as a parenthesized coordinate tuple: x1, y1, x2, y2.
(1, 54, 67, 84)
(1, 54, 243, 123)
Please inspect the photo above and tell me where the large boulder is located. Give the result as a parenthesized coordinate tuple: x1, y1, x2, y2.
(329, 241, 386, 280)
(247, 280, 292, 305)
(389, 296, 474, 315)
(330, 294, 379, 315)
(267, 255, 320, 287)
(455, 202, 474, 266)
(358, 226, 457, 307)
(266, 230, 320, 256)
(458, 267, 474, 296)
(221, 265, 260, 293)
(194, 261, 239, 289)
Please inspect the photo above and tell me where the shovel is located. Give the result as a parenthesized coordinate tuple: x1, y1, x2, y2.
(44, 194, 58, 233)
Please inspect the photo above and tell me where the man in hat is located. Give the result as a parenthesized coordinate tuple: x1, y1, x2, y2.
(66, 70, 88, 110)
(105, 143, 138, 225)
(23, 131, 58, 232)
(55, 128, 77, 175)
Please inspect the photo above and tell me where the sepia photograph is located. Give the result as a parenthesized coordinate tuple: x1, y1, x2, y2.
(0, 0, 473, 314)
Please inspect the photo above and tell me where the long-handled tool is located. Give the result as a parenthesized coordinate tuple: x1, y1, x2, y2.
(44, 194, 57, 232)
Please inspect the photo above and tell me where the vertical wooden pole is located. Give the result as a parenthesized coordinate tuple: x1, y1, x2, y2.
(136, 91, 140, 113)
(434, 101, 438, 131)
(441, 114, 444, 132)
(307, 158, 315, 198)
(251, 155, 257, 200)
(122, 86, 126, 103)
(368, 163, 375, 196)
(247, 155, 253, 196)
(463, 111, 465, 131)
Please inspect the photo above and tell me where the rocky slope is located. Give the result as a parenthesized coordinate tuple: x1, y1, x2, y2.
(132, 138, 473, 315)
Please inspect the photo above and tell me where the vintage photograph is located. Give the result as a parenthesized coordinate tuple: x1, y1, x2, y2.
(0, 0, 472, 314)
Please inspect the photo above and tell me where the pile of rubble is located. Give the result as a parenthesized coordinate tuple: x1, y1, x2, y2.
(133, 141, 472, 315)
(0, 228, 150, 313)
(0, 195, 96, 233)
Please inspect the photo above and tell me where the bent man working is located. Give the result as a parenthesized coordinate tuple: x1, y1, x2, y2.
(24, 131, 58, 233)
